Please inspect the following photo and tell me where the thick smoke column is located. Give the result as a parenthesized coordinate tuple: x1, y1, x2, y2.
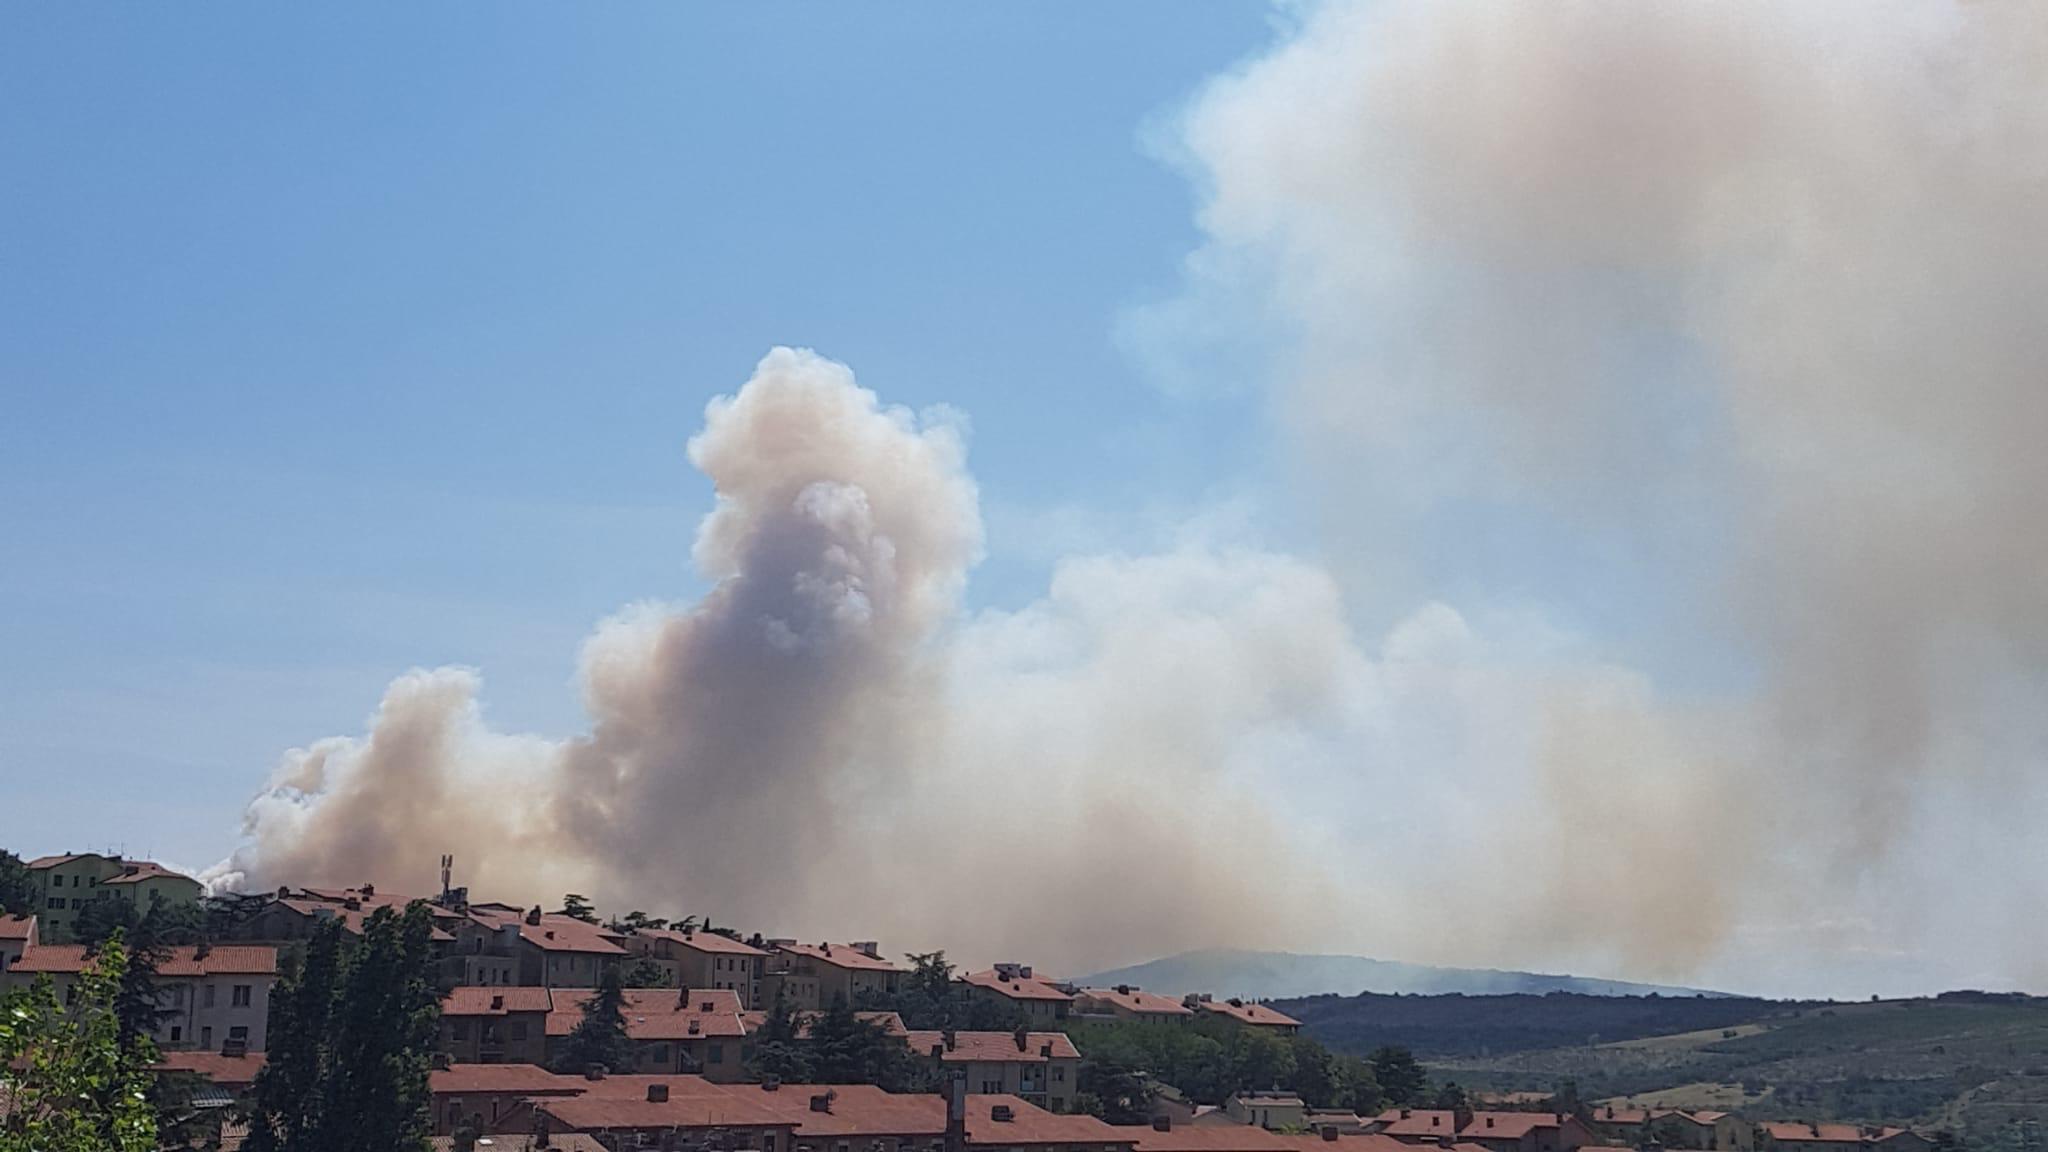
(226, 349, 1348, 973)
(1155, 0, 2048, 985)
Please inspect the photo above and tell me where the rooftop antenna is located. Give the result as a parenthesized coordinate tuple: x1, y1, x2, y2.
(440, 854, 454, 899)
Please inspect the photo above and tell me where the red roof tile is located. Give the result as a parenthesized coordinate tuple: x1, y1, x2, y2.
(547, 988, 747, 1040)
(465, 908, 628, 955)
(103, 861, 198, 886)
(429, 1136, 608, 1152)
(1761, 1123, 1913, 1144)
(12, 944, 276, 976)
(1077, 987, 1194, 1016)
(776, 942, 903, 973)
(962, 970, 1074, 1002)
(1374, 1110, 1459, 1137)
(430, 1064, 586, 1096)
(638, 927, 768, 956)
(440, 986, 555, 1016)
(714, 1082, 942, 1138)
(153, 1051, 268, 1087)
(962, 1095, 1128, 1146)
(1196, 999, 1299, 1028)
(0, 914, 35, 941)
(902, 1031, 1080, 1062)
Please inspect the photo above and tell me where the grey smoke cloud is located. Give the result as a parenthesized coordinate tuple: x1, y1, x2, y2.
(1152, 0, 2048, 985)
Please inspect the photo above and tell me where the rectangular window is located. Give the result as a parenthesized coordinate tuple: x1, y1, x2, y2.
(170, 1026, 182, 1043)
(204, 984, 217, 1008)
(47, 898, 62, 910)
(201, 1026, 212, 1048)
(655, 1043, 671, 1064)
(1054, 1068, 1066, 1082)
(228, 1026, 247, 1042)
(709, 1043, 724, 1063)
(232, 985, 251, 1007)
(52, 876, 63, 888)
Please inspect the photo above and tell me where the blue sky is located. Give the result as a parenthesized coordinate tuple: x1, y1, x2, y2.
(0, 4, 1287, 865)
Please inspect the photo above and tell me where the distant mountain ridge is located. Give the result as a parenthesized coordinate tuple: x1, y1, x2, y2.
(1076, 949, 1728, 1001)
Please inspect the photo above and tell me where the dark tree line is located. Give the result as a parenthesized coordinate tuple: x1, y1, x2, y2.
(245, 903, 441, 1152)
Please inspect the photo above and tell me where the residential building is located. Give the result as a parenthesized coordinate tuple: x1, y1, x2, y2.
(0, 914, 35, 973)
(547, 987, 751, 1080)
(438, 986, 553, 1065)
(153, 1050, 268, 1092)
(1761, 1123, 1931, 1152)
(1592, 1107, 1748, 1151)
(764, 941, 903, 1011)
(461, 905, 628, 988)
(1190, 995, 1301, 1034)
(904, 1029, 1082, 1113)
(1227, 1092, 1307, 1130)
(1373, 1111, 1593, 1152)
(429, 1063, 588, 1136)
(1075, 985, 1194, 1026)
(962, 964, 1074, 1026)
(628, 926, 769, 1007)
(4, 942, 278, 1052)
(24, 853, 202, 943)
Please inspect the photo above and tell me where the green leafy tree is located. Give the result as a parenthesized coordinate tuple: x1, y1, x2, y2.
(75, 900, 205, 1045)
(1433, 1079, 1470, 1113)
(0, 933, 157, 1151)
(1371, 1046, 1428, 1107)
(623, 957, 672, 988)
(553, 963, 634, 1075)
(1078, 1053, 1154, 1124)
(747, 987, 815, 1083)
(0, 849, 34, 918)
(244, 903, 440, 1152)
(808, 995, 916, 1090)
(559, 895, 599, 924)
(1334, 1055, 1384, 1114)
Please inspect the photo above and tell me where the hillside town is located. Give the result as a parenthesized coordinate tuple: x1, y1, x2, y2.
(0, 851, 1945, 1152)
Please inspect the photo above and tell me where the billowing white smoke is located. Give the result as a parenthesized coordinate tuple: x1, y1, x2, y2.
(1145, 0, 2048, 989)
(225, 349, 1360, 973)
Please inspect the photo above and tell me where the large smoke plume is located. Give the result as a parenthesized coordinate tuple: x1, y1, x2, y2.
(227, 4, 2048, 991)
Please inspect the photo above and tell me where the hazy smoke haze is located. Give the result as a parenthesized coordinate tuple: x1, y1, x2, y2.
(225, 3, 2048, 994)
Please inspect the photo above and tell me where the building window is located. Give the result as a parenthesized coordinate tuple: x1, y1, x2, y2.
(202, 1026, 213, 1048)
(510, 1021, 527, 1041)
(52, 875, 64, 888)
(1054, 1068, 1065, 1082)
(229, 1026, 247, 1043)
(451, 1021, 468, 1041)
(47, 898, 61, 910)
(655, 1043, 671, 1064)
(170, 1026, 182, 1044)
(232, 985, 252, 1007)
(709, 1043, 725, 1063)
(204, 984, 217, 1008)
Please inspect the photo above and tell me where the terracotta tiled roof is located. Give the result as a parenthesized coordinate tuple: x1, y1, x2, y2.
(440, 986, 555, 1016)
(0, 914, 35, 941)
(776, 942, 903, 973)
(1077, 986, 1194, 1016)
(639, 927, 768, 956)
(12, 944, 276, 976)
(902, 1030, 1080, 1062)
(962, 1094, 1129, 1146)
(1462, 1113, 1562, 1140)
(547, 988, 748, 1040)
(961, 970, 1074, 1002)
(153, 1051, 268, 1087)
(1136, 1130, 1423, 1152)
(430, 1136, 608, 1152)
(1374, 1110, 1459, 1137)
(429, 1064, 586, 1096)
(103, 861, 198, 886)
(719, 1082, 944, 1138)
(1761, 1123, 1913, 1143)
(469, 909, 627, 955)
(269, 898, 457, 942)
(24, 854, 106, 870)
(1196, 999, 1299, 1028)
(534, 1082, 793, 1132)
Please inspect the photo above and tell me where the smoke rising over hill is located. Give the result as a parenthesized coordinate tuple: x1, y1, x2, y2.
(223, 3, 2048, 993)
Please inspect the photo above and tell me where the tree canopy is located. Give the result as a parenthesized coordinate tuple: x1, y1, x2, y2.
(245, 903, 441, 1152)
(1065, 1019, 1386, 1117)
(0, 933, 157, 1152)
(0, 849, 33, 919)
(552, 963, 634, 1075)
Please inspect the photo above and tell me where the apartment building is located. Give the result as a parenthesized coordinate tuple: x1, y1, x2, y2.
(0, 914, 35, 974)
(25, 853, 203, 943)
(438, 986, 553, 1065)
(629, 926, 768, 1007)
(763, 941, 903, 1010)
(4, 942, 278, 1052)
(1226, 1092, 1307, 1131)
(1074, 985, 1195, 1026)
(547, 987, 751, 1081)
(1189, 995, 1301, 1034)
(460, 905, 628, 988)
(962, 964, 1074, 1026)
(904, 1029, 1082, 1113)
(1373, 1111, 1595, 1152)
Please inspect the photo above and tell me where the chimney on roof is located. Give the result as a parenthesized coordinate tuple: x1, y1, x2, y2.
(491, 994, 504, 1011)
(544, 930, 555, 940)
(1486, 1119, 1495, 1129)
(1117, 984, 1131, 995)
(946, 1073, 968, 1152)
(763, 1076, 781, 1092)
(526, 906, 543, 926)
(276, 885, 290, 899)
(1154, 1117, 1173, 1133)
(944, 1029, 956, 1051)
(361, 883, 374, 896)
(194, 939, 211, 960)
(344, 897, 361, 911)
(811, 1090, 836, 1114)
(1323, 1127, 1341, 1142)
(1014, 1027, 1028, 1052)
(648, 1083, 670, 1103)
(1401, 1111, 1412, 1120)
(585, 1064, 608, 1081)
(431, 1051, 451, 1070)
(991, 1105, 1015, 1123)
(931, 1043, 945, 1059)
